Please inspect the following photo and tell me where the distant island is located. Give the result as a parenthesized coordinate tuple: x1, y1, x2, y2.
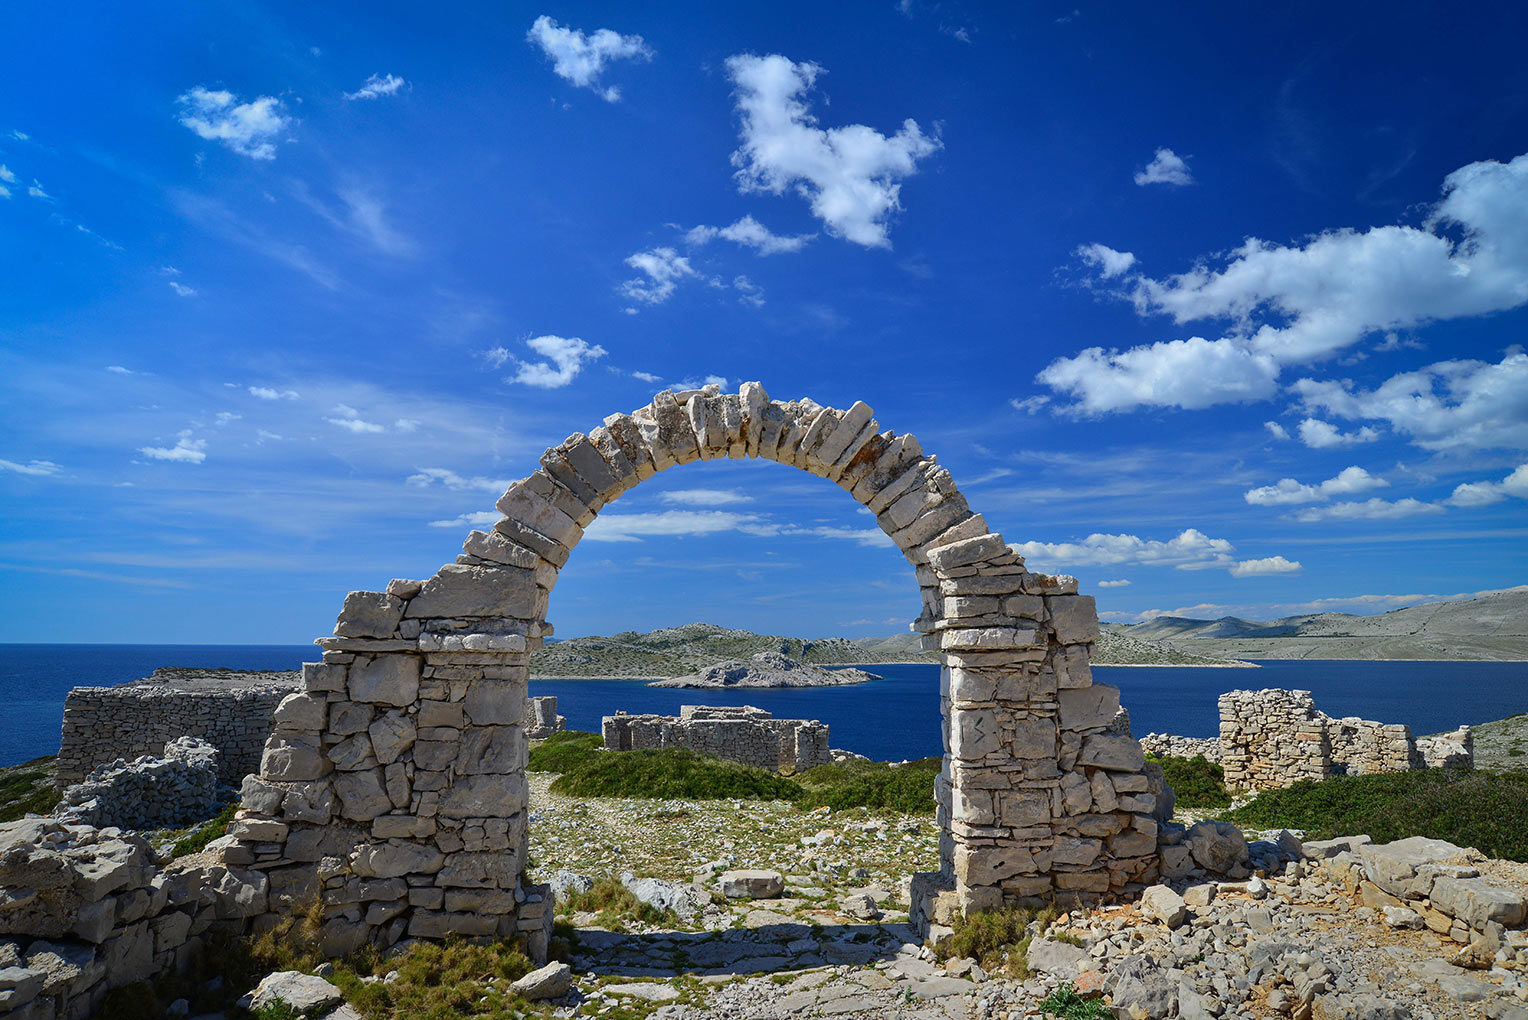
(648, 651, 879, 688)
(1112, 586, 1528, 661)
(528, 620, 1252, 677)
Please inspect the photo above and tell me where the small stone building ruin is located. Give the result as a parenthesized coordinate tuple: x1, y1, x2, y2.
(526, 696, 565, 740)
(1140, 688, 1474, 792)
(602, 705, 831, 771)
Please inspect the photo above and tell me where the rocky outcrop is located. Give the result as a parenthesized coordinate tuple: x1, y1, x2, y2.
(603, 705, 832, 772)
(648, 652, 878, 688)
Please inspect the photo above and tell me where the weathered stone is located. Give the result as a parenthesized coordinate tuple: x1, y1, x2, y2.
(335, 591, 405, 639)
(1076, 733, 1145, 772)
(1140, 885, 1187, 927)
(261, 738, 331, 782)
(352, 841, 444, 879)
(334, 769, 392, 821)
(347, 655, 420, 707)
(1430, 874, 1527, 930)
(273, 693, 329, 732)
(403, 564, 539, 620)
(1058, 684, 1120, 732)
(1185, 820, 1250, 874)
(719, 870, 784, 899)
(457, 726, 525, 775)
(510, 961, 571, 1001)
(249, 971, 343, 1015)
(439, 774, 527, 818)
(367, 711, 416, 766)
(464, 681, 523, 726)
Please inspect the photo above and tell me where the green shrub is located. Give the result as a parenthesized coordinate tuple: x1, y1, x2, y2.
(934, 903, 1058, 976)
(1149, 754, 1231, 810)
(0, 756, 62, 822)
(170, 800, 241, 858)
(548, 747, 805, 802)
(1227, 769, 1528, 861)
(526, 730, 604, 773)
(336, 936, 533, 1020)
(1039, 983, 1113, 1018)
(556, 877, 681, 931)
(794, 757, 940, 815)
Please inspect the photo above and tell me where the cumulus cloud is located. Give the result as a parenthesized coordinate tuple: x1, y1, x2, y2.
(1014, 528, 1241, 572)
(732, 275, 764, 308)
(726, 54, 941, 248)
(1446, 463, 1528, 507)
(139, 431, 207, 463)
(1293, 352, 1528, 452)
(1134, 147, 1194, 186)
(0, 458, 61, 476)
(620, 247, 701, 305)
(428, 510, 500, 529)
(1095, 579, 1131, 588)
(1229, 555, 1303, 577)
(526, 15, 652, 102)
(686, 215, 815, 255)
(584, 509, 765, 542)
(0, 164, 12, 183)
(1264, 420, 1290, 440)
(506, 335, 608, 388)
(1297, 417, 1381, 448)
(249, 386, 299, 400)
(658, 488, 753, 507)
(1076, 243, 1136, 279)
(176, 86, 290, 159)
(407, 468, 511, 493)
(344, 73, 406, 100)
(1291, 497, 1443, 522)
(1244, 465, 1387, 506)
(1040, 152, 1528, 414)
(326, 405, 386, 433)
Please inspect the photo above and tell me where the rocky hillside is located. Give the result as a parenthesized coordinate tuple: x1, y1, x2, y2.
(530, 622, 1247, 676)
(1119, 586, 1528, 660)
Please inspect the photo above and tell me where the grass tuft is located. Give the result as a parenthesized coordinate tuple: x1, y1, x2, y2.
(1039, 983, 1113, 1018)
(527, 730, 605, 774)
(793, 757, 939, 815)
(1148, 754, 1231, 810)
(933, 903, 1058, 976)
(1227, 768, 1528, 861)
(548, 747, 805, 802)
(0, 756, 62, 822)
(557, 877, 681, 931)
(168, 800, 241, 858)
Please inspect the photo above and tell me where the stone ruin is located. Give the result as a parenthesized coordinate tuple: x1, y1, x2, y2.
(602, 705, 832, 772)
(0, 382, 1164, 996)
(525, 696, 565, 741)
(55, 737, 222, 832)
(56, 669, 299, 789)
(1140, 688, 1474, 792)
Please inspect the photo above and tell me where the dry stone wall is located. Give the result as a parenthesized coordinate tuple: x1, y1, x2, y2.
(526, 696, 565, 740)
(56, 670, 298, 789)
(55, 738, 221, 831)
(210, 381, 1159, 963)
(601, 705, 831, 771)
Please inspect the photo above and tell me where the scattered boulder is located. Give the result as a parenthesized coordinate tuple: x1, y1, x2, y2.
(1185, 820, 1250, 874)
(1139, 885, 1187, 928)
(510, 961, 571, 1000)
(719, 870, 783, 900)
(248, 971, 343, 1015)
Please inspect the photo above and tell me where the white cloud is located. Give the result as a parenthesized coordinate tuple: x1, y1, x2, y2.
(1010, 395, 1050, 415)
(658, 488, 753, 507)
(344, 73, 406, 101)
(671, 375, 729, 391)
(508, 335, 608, 388)
(1297, 417, 1380, 448)
(106, 365, 134, 375)
(1076, 243, 1136, 279)
(1244, 465, 1387, 506)
(1264, 420, 1290, 440)
(733, 275, 764, 308)
(214, 412, 241, 426)
(526, 15, 652, 102)
(620, 248, 701, 305)
(1040, 152, 1528, 414)
(1229, 555, 1303, 577)
(686, 215, 815, 255)
(168, 281, 197, 297)
(0, 184, 9, 200)
(139, 431, 207, 463)
(484, 347, 512, 368)
(249, 386, 299, 400)
(336, 189, 415, 256)
(726, 54, 941, 248)
(1134, 147, 1194, 186)
(1292, 497, 1443, 522)
(1013, 528, 1240, 572)
(428, 510, 500, 529)
(176, 86, 291, 160)
(1446, 463, 1528, 507)
(0, 164, 13, 183)
(583, 509, 765, 543)
(27, 180, 50, 200)
(1293, 352, 1528, 452)
(393, 418, 420, 433)
(407, 468, 510, 493)
(631, 370, 662, 383)
(327, 416, 386, 434)
(256, 429, 283, 441)
(1095, 579, 1131, 588)
(0, 458, 61, 476)
(792, 526, 894, 548)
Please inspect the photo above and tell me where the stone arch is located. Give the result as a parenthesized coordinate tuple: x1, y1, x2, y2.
(224, 382, 1162, 961)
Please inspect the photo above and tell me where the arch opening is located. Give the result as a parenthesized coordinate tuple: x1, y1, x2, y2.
(224, 381, 1164, 961)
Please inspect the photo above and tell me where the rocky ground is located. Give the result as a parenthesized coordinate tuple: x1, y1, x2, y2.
(523, 771, 1528, 1020)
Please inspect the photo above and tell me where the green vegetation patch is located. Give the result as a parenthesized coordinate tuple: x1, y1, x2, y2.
(548, 747, 805, 802)
(933, 903, 1059, 976)
(1148, 754, 1231, 810)
(167, 800, 240, 858)
(1039, 983, 1113, 1019)
(793, 757, 940, 815)
(556, 877, 682, 931)
(527, 730, 604, 774)
(0, 756, 62, 823)
(1227, 768, 1528, 862)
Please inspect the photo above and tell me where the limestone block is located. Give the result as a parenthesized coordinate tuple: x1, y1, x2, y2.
(282, 782, 335, 824)
(949, 708, 1003, 759)
(457, 726, 525, 775)
(261, 738, 331, 782)
(404, 564, 539, 620)
(335, 591, 405, 639)
(601, 414, 658, 479)
(1430, 875, 1527, 930)
(926, 534, 1006, 572)
(368, 711, 417, 766)
(462, 529, 539, 569)
(954, 846, 1036, 886)
(1047, 595, 1100, 645)
(940, 626, 1039, 650)
(512, 961, 572, 1001)
(464, 681, 524, 726)
(1089, 771, 1119, 813)
(348, 655, 420, 707)
(227, 817, 288, 842)
(1140, 885, 1187, 927)
(1185, 820, 1249, 873)
(249, 972, 343, 1015)
(329, 701, 373, 736)
(352, 841, 445, 879)
(239, 775, 284, 814)
(1059, 772, 1092, 814)
(334, 769, 392, 821)
(947, 668, 998, 702)
(1012, 717, 1057, 759)
(211, 867, 268, 919)
(440, 774, 527, 819)
(437, 852, 523, 889)
(1055, 645, 1093, 689)
(1059, 685, 1121, 732)
(1077, 734, 1145, 773)
(303, 662, 348, 694)
(719, 870, 784, 899)
(418, 700, 464, 728)
(1359, 837, 1469, 900)
(814, 401, 873, 464)
(1109, 828, 1157, 858)
(494, 486, 581, 546)
(951, 787, 995, 826)
(997, 790, 1052, 828)
(1051, 837, 1103, 868)
(273, 693, 328, 732)
(944, 595, 1000, 618)
(328, 733, 376, 771)
(413, 740, 458, 771)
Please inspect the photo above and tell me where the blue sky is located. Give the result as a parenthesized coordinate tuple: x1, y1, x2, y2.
(2, 2, 1526, 644)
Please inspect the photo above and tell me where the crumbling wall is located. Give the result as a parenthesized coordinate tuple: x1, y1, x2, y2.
(57, 671, 298, 788)
(56, 737, 222, 831)
(601, 705, 831, 771)
(525, 696, 565, 740)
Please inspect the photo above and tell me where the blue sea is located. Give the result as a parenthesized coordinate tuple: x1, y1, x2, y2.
(2, 644, 1525, 767)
